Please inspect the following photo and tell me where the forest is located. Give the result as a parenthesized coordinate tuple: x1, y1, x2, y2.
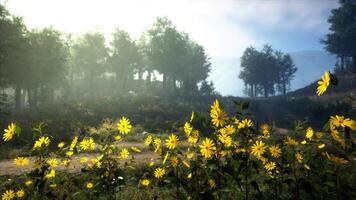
(0, 0, 355, 199)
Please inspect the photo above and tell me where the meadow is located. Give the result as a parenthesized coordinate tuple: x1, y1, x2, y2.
(1, 72, 355, 200)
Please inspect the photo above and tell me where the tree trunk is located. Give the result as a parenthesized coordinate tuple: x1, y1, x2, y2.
(15, 85, 21, 111)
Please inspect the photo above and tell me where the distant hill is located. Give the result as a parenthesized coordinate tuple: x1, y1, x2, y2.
(209, 50, 337, 96)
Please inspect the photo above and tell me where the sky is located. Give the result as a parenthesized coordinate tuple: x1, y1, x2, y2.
(1, 0, 340, 96)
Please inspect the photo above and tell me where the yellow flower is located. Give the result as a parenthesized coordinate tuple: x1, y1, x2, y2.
(260, 124, 270, 138)
(80, 157, 88, 163)
(25, 180, 32, 186)
(154, 138, 162, 152)
(184, 122, 193, 136)
(170, 156, 179, 167)
(80, 137, 96, 151)
(49, 184, 56, 188)
(284, 136, 298, 146)
(264, 162, 276, 171)
(15, 190, 24, 198)
(114, 135, 122, 141)
(47, 158, 58, 168)
(238, 119, 253, 129)
(45, 169, 56, 179)
(57, 142, 65, 148)
(295, 152, 303, 163)
(318, 144, 326, 149)
(211, 100, 220, 111)
(211, 109, 228, 127)
(330, 115, 356, 130)
(187, 173, 192, 179)
(1, 190, 15, 200)
(117, 117, 132, 134)
(208, 179, 216, 189)
(33, 136, 50, 149)
(33, 157, 45, 170)
(250, 141, 266, 158)
(304, 164, 310, 170)
(154, 167, 165, 179)
(317, 71, 330, 96)
(14, 157, 29, 166)
(120, 148, 130, 159)
(141, 179, 150, 186)
(69, 136, 78, 150)
(61, 159, 71, 166)
(86, 182, 93, 189)
(328, 154, 348, 164)
(269, 145, 281, 158)
(145, 135, 152, 145)
(188, 130, 199, 145)
(218, 134, 232, 147)
(165, 134, 179, 150)
(66, 151, 74, 156)
(3, 123, 18, 142)
(131, 146, 141, 153)
(220, 125, 236, 136)
(305, 127, 314, 140)
(199, 138, 216, 159)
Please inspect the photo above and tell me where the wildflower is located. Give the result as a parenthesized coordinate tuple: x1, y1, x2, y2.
(49, 184, 56, 188)
(211, 100, 220, 111)
(25, 180, 32, 186)
(114, 135, 122, 141)
(187, 173, 192, 179)
(318, 144, 326, 149)
(57, 142, 65, 148)
(2, 190, 15, 200)
(199, 138, 216, 159)
(14, 157, 29, 166)
(86, 182, 93, 189)
(186, 149, 194, 159)
(269, 145, 281, 158)
(80, 137, 96, 151)
(141, 179, 150, 186)
(188, 130, 199, 145)
(47, 158, 58, 168)
(260, 124, 270, 138)
(45, 169, 56, 179)
(33, 136, 50, 149)
(131, 146, 141, 153)
(166, 134, 179, 150)
(66, 151, 74, 156)
(284, 136, 298, 146)
(184, 122, 193, 135)
(295, 152, 303, 163)
(328, 154, 348, 164)
(238, 119, 253, 129)
(170, 156, 179, 167)
(208, 179, 216, 189)
(218, 134, 232, 147)
(317, 71, 330, 96)
(61, 159, 71, 166)
(3, 123, 18, 142)
(69, 136, 78, 150)
(117, 117, 132, 134)
(15, 190, 24, 198)
(154, 138, 162, 153)
(330, 115, 356, 130)
(305, 127, 314, 140)
(33, 157, 45, 170)
(145, 135, 152, 145)
(251, 141, 266, 158)
(154, 167, 165, 179)
(210, 107, 228, 127)
(120, 148, 129, 159)
(220, 125, 236, 136)
(80, 157, 88, 163)
(264, 162, 276, 171)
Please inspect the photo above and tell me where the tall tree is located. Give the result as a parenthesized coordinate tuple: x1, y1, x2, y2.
(109, 29, 142, 94)
(322, 0, 356, 70)
(275, 51, 297, 95)
(72, 32, 108, 97)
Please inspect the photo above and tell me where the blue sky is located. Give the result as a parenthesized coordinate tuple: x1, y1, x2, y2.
(1, 0, 340, 96)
